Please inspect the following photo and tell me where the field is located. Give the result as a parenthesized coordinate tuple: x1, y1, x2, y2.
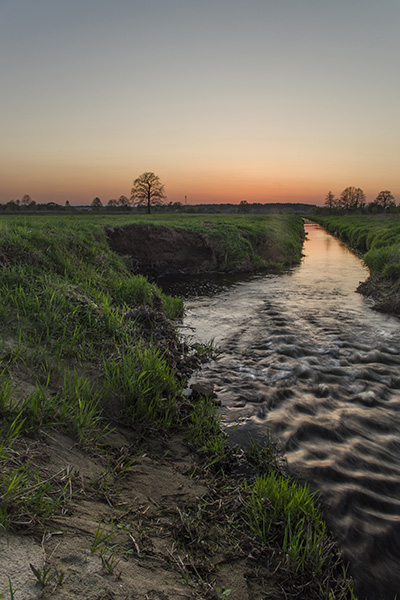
(313, 215, 400, 315)
(0, 213, 356, 599)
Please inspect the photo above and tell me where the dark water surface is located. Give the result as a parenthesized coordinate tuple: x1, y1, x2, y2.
(160, 225, 400, 600)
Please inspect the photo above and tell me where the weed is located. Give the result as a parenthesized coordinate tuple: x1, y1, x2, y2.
(4, 577, 15, 600)
(101, 552, 121, 575)
(246, 433, 281, 474)
(91, 520, 115, 554)
(57, 371, 105, 444)
(91, 519, 121, 575)
(186, 396, 229, 468)
(243, 472, 327, 574)
(29, 563, 53, 587)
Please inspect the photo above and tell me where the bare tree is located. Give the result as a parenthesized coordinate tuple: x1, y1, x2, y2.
(91, 197, 103, 209)
(21, 194, 32, 206)
(324, 191, 337, 208)
(339, 187, 366, 211)
(117, 195, 130, 207)
(375, 190, 396, 211)
(130, 172, 166, 214)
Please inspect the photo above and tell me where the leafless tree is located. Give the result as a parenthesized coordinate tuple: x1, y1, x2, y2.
(91, 197, 103, 209)
(375, 190, 396, 210)
(324, 191, 337, 208)
(339, 187, 366, 210)
(130, 172, 166, 214)
(117, 195, 130, 206)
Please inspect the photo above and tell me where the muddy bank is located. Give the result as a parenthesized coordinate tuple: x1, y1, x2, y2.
(357, 275, 400, 318)
(105, 224, 286, 276)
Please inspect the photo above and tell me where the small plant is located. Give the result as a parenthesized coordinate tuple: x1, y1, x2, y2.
(243, 472, 327, 574)
(6, 577, 15, 600)
(186, 395, 229, 469)
(216, 587, 232, 598)
(91, 520, 115, 554)
(101, 552, 120, 575)
(246, 432, 281, 474)
(29, 563, 53, 587)
(91, 519, 122, 576)
(29, 563, 64, 593)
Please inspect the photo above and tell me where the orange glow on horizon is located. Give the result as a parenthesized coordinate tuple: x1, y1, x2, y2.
(1, 145, 399, 207)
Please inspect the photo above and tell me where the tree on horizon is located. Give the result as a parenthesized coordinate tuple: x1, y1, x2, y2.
(91, 197, 103, 209)
(130, 172, 166, 214)
(324, 191, 337, 208)
(375, 190, 396, 211)
(339, 187, 366, 210)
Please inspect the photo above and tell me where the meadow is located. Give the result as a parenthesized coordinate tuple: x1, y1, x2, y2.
(0, 213, 356, 599)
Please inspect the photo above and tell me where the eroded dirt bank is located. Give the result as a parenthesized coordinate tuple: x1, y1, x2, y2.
(357, 275, 400, 317)
(105, 224, 287, 276)
(105, 225, 221, 276)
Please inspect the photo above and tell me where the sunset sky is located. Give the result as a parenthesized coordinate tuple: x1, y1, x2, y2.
(1, 0, 399, 206)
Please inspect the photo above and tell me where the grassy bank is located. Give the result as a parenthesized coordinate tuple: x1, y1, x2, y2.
(0, 214, 356, 599)
(100, 213, 305, 274)
(312, 215, 400, 316)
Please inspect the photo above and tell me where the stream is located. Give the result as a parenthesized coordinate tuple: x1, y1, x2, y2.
(160, 224, 400, 600)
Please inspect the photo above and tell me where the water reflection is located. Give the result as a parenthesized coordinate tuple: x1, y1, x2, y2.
(160, 224, 400, 600)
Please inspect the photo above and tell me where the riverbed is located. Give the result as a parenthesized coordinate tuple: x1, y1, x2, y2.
(161, 224, 400, 600)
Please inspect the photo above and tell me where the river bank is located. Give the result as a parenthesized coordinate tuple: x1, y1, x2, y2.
(357, 275, 400, 315)
(105, 213, 305, 276)
(0, 214, 356, 599)
(312, 215, 400, 318)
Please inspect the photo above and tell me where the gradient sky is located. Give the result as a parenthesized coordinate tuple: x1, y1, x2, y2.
(1, 0, 399, 205)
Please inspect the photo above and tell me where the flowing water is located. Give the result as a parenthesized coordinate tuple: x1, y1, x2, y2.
(160, 224, 400, 600)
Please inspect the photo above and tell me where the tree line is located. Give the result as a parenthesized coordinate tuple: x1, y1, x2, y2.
(5, 175, 395, 216)
(0, 173, 315, 215)
(324, 187, 396, 213)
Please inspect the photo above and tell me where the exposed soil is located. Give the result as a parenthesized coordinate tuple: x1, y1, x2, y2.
(0, 427, 291, 600)
(104, 224, 283, 277)
(105, 225, 225, 277)
(357, 275, 400, 318)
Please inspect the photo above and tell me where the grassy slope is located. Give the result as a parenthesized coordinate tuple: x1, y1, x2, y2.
(0, 214, 356, 599)
(312, 215, 400, 315)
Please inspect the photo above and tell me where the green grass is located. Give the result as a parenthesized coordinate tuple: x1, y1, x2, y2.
(0, 214, 188, 529)
(243, 472, 327, 574)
